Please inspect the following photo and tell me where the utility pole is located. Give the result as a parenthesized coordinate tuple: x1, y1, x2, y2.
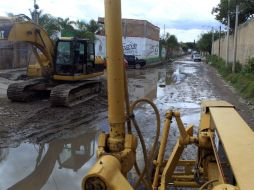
(226, 0, 230, 66)
(163, 24, 165, 39)
(211, 27, 215, 55)
(33, 0, 39, 24)
(233, 3, 239, 73)
(218, 26, 221, 58)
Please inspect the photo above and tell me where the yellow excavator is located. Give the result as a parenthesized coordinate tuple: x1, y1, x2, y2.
(0, 21, 104, 106)
(81, 0, 254, 190)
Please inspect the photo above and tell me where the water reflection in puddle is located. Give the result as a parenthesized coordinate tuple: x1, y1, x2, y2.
(0, 131, 97, 190)
(126, 63, 197, 102)
(128, 70, 157, 101)
(127, 66, 175, 101)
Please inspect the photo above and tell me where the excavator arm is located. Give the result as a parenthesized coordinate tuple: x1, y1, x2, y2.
(7, 21, 54, 65)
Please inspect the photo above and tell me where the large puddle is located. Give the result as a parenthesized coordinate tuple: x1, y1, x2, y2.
(0, 131, 97, 190)
(0, 58, 212, 189)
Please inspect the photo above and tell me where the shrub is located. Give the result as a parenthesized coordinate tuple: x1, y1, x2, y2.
(145, 57, 162, 64)
(242, 57, 254, 73)
(206, 55, 231, 76)
(208, 55, 254, 103)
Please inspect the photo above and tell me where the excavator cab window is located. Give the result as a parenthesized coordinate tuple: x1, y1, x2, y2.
(73, 42, 85, 74)
(86, 42, 95, 74)
(55, 39, 96, 76)
(55, 41, 73, 75)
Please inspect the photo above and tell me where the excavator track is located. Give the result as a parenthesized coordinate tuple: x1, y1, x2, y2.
(50, 80, 101, 107)
(7, 79, 47, 102)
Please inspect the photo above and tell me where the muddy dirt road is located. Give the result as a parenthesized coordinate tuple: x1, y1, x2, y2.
(0, 56, 253, 189)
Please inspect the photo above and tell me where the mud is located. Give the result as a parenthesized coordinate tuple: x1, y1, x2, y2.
(0, 56, 253, 189)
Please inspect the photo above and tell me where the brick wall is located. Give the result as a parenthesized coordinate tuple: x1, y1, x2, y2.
(98, 17, 160, 41)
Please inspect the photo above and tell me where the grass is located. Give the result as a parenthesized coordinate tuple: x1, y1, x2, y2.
(207, 55, 254, 102)
(145, 57, 164, 64)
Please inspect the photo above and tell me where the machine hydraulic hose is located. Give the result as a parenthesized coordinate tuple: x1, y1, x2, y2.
(129, 98, 160, 189)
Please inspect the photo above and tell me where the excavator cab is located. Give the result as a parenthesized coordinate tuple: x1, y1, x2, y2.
(53, 37, 104, 81)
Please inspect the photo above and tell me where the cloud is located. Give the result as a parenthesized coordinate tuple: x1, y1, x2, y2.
(156, 18, 221, 31)
(163, 28, 209, 43)
(0, 0, 221, 42)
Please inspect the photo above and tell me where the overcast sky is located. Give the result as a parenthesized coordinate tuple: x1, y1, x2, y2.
(0, 0, 222, 42)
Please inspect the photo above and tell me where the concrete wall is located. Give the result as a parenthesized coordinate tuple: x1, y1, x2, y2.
(213, 18, 254, 65)
(95, 35, 159, 59)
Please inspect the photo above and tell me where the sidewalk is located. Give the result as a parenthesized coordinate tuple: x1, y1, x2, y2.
(145, 61, 165, 68)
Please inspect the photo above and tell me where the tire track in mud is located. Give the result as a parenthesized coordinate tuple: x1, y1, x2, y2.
(0, 96, 108, 148)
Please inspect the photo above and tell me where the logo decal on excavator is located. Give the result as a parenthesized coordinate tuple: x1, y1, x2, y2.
(0, 31, 4, 39)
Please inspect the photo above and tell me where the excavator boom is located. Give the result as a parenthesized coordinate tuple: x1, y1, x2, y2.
(1, 21, 54, 74)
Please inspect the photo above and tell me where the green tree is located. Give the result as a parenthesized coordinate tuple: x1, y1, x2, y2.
(85, 19, 101, 33)
(74, 19, 100, 41)
(39, 14, 60, 36)
(167, 35, 179, 49)
(57, 17, 75, 37)
(185, 42, 196, 50)
(7, 12, 32, 22)
(180, 42, 188, 53)
(6, 11, 99, 41)
(75, 20, 87, 31)
(160, 33, 179, 59)
(212, 0, 254, 30)
(197, 31, 220, 54)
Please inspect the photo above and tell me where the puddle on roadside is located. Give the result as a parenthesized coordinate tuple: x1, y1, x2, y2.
(127, 65, 175, 101)
(127, 62, 199, 102)
(172, 65, 184, 84)
(171, 64, 198, 84)
(0, 130, 98, 190)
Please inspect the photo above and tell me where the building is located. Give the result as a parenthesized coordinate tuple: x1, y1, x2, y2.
(0, 16, 31, 70)
(95, 17, 160, 59)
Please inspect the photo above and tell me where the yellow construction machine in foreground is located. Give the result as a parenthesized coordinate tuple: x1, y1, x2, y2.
(0, 21, 104, 106)
(82, 0, 254, 190)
